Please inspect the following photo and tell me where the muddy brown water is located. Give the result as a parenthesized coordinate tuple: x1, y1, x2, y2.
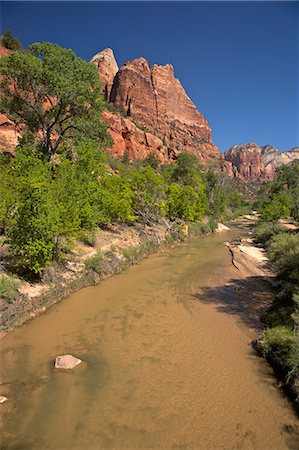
(1, 228, 298, 449)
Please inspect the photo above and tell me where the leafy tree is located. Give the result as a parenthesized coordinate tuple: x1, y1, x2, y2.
(0, 30, 21, 51)
(165, 182, 208, 221)
(0, 42, 112, 161)
(6, 147, 59, 276)
(129, 166, 165, 223)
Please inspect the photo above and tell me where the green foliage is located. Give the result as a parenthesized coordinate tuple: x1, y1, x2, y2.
(129, 166, 165, 223)
(261, 192, 292, 221)
(0, 30, 21, 51)
(84, 251, 104, 275)
(263, 326, 295, 360)
(269, 233, 299, 287)
(0, 42, 112, 160)
(165, 182, 208, 221)
(254, 221, 282, 246)
(0, 275, 21, 302)
(256, 161, 299, 221)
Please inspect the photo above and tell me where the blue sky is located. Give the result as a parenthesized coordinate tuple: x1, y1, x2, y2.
(1, 1, 298, 152)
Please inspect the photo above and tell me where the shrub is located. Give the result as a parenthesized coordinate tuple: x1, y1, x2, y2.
(0, 30, 21, 51)
(254, 221, 282, 246)
(0, 275, 21, 302)
(263, 326, 295, 359)
(269, 233, 299, 286)
(84, 251, 104, 275)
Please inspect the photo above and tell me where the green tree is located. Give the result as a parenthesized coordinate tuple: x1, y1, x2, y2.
(6, 147, 59, 276)
(129, 166, 165, 223)
(165, 182, 208, 221)
(0, 42, 112, 161)
(0, 30, 21, 51)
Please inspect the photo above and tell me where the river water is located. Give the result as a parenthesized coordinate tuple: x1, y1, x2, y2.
(1, 228, 298, 449)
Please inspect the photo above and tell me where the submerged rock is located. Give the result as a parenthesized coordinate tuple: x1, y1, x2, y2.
(54, 354, 82, 369)
(0, 395, 8, 403)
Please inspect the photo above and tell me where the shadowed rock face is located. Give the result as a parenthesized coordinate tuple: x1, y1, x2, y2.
(223, 143, 299, 181)
(93, 50, 218, 162)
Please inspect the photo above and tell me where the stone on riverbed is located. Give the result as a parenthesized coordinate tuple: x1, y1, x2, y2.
(54, 354, 82, 369)
(0, 396, 8, 404)
(217, 223, 230, 232)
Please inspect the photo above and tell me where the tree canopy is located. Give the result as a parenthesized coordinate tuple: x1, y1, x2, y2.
(0, 42, 112, 160)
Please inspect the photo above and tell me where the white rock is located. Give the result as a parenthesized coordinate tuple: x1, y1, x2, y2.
(239, 245, 268, 263)
(217, 223, 230, 232)
(0, 396, 7, 404)
(54, 354, 82, 369)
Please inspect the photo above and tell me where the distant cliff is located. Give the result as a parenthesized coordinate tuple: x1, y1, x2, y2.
(222, 143, 299, 182)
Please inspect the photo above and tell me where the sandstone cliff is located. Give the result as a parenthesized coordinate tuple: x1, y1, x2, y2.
(223, 143, 299, 182)
(91, 49, 218, 162)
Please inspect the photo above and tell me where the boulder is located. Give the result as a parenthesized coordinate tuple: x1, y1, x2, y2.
(0, 395, 8, 404)
(54, 354, 82, 369)
(217, 223, 230, 232)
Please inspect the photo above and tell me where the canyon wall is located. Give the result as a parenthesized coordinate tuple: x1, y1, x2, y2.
(222, 143, 299, 182)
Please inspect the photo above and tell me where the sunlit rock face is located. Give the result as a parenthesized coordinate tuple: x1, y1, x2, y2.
(92, 49, 218, 162)
(222, 143, 299, 182)
(90, 48, 119, 100)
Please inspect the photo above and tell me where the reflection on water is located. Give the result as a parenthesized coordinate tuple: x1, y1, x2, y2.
(1, 229, 298, 449)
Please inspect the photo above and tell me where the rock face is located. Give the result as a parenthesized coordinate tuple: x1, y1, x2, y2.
(54, 354, 82, 369)
(223, 143, 265, 181)
(222, 143, 299, 182)
(0, 114, 21, 154)
(261, 145, 299, 179)
(90, 48, 119, 100)
(92, 50, 218, 162)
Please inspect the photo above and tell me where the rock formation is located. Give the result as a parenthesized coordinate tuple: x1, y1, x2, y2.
(90, 48, 118, 100)
(261, 145, 299, 179)
(223, 143, 265, 181)
(54, 354, 82, 369)
(222, 143, 299, 182)
(0, 113, 21, 154)
(91, 49, 218, 162)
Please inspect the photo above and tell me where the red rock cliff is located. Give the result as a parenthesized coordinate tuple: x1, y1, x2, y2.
(92, 49, 218, 162)
(223, 143, 299, 182)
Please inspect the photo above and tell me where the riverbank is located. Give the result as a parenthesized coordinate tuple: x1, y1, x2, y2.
(227, 217, 299, 410)
(0, 218, 217, 335)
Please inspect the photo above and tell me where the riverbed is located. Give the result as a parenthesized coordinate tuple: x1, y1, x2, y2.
(0, 227, 298, 449)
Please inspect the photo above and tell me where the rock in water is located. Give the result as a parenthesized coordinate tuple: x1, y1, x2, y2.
(0, 396, 8, 404)
(54, 354, 82, 369)
(217, 223, 230, 232)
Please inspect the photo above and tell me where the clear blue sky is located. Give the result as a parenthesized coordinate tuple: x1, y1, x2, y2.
(1, 1, 298, 152)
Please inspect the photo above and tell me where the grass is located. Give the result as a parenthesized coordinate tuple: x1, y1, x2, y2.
(0, 275, 21, 302)
(84, 251, 104, 275)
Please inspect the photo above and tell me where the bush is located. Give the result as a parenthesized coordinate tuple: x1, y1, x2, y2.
(0, 275, 21, 302)
(269, 233, 299, 286)
(263, 326, 295, 360)
(0, 30, 21, 51)
(254, 221, 282, 246)
(84, 251, 104, 275)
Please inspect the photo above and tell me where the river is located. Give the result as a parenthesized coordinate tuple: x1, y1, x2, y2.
(0, 227, 298, 449)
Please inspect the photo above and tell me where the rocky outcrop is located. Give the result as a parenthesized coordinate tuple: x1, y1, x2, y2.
(101, 110, 170, 161)
(223, 143, 265, 181)
(92, 50, 218, 162)
(261, 145, 299, 179)
(90, 48, 118, 100)
(222, 143, 299, 182)
(0, 114, 21, 154)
